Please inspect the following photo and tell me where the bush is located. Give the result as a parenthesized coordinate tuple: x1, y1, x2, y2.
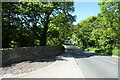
(86, 47, 102, 53)
(112, 48, 120, 56)
(95, 49, 103, 53)
(86, 47, 120, 56)
(85, 47, 112, 55)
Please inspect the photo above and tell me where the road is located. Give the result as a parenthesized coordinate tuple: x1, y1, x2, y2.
(2, 45, 118, 78)
(13, 56, 83, 78)
(66, 45, 118, 78)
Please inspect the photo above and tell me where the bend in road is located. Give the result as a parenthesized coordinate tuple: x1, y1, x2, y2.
(66, 45, 118, 78)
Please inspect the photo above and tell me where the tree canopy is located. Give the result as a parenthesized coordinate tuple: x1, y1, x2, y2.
(2, 2, 75, 48)
(72, 1, 120, 55)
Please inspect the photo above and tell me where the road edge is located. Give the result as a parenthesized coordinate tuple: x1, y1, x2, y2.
(112, 55, 120, 59)
(4, 60, 57, 78)
(73, 57, 85, 78)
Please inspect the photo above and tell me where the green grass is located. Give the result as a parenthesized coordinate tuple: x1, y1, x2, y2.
(85, 47, 100, 52)
(112, 48, 120, 56)
(86, 47, 120, 56)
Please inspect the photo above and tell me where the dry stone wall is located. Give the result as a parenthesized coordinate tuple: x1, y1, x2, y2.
(2, 46, 65, 66)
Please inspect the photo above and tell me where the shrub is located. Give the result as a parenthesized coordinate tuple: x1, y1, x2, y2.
(112, 48, 120, 56)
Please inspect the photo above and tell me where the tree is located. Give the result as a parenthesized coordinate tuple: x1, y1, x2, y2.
(72, 16, 99, 49)
(17, 2, 75, 46)
(2, 2, 18, 48)
(72, 0, 120, 55)
(2, 2, 75, 47)
(98, 0, 120, 48)
(47, 12, 75, 45)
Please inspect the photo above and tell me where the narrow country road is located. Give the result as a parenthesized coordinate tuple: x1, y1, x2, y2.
(75, 53, 118, 78)
(67, 45, 118, 78)
(13, 56, 83, 78)
(7, 45, 118, 78)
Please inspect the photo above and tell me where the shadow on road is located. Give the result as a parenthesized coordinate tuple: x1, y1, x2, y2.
(62, 45, 110, 59)
(1, 45, 109, 67)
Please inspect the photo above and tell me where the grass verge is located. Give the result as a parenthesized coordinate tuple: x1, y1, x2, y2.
(112, 48, 120, 56)
(85, 47, 120, 56)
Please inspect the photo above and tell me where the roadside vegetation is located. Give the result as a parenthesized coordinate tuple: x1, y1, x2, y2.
(2, 2, 75, 48)
(2, 1, 120, 56)
(71, 1, 120, 56)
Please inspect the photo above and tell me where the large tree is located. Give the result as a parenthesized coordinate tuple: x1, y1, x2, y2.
(72, 0, 120, 55)
(98, 0, 120, 48)
(2, 2, 75, 47)
(19, 2, 75, 46)
(72, 16, 99, 49)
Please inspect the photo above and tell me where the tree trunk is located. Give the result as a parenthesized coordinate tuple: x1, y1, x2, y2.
(40, 25, 48, 46)
(40, 9, 53, 46)
(40, 17, 49, 46)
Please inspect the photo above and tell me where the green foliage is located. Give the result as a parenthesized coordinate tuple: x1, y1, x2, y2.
(98, 1, 120, 48)
(2, 2, 75, 48)
(71, 16, 99, 49)
(112, 48, 120, 56)
(34, 39, 40, 46)
(72, 1, 120, 56)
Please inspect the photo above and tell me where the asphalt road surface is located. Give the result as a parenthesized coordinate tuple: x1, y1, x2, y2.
(1, 45, 118, 79)
(66, 45, 118, 78)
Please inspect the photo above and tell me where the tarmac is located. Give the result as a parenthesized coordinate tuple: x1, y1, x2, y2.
(13, 56, 84, 78)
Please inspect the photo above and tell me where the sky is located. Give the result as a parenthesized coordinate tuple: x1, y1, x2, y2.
(73, 2, 100, 25)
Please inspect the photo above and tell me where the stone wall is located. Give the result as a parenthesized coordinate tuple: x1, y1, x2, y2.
(2, 46, 65, 66)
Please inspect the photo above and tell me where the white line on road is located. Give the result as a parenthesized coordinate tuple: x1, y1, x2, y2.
(12, 61, 57, 78)
(101, 56, 119, 62)
(74, 59, 85, 78)
(95, 56, 117, 65)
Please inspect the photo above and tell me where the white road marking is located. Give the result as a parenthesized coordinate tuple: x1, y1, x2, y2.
(95, 56, 117, 64)
(102, 56, 119, 60)
(12, 61, 57, 78)
(74, 59, 85, 78)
